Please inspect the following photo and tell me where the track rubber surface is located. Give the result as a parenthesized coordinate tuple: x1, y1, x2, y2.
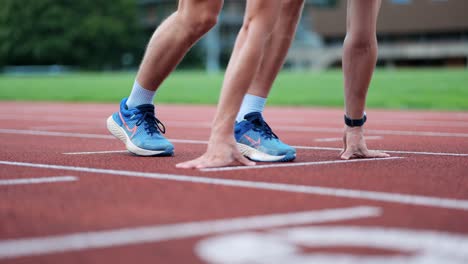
(0, 102, 467, 263)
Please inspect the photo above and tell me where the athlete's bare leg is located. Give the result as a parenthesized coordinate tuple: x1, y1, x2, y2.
(340, 0, 389, 159)
(136, 0, 223, 90)
(106, 0, 223, 156)
(247, 0, 304, 98)
(176, 1, 282, 169)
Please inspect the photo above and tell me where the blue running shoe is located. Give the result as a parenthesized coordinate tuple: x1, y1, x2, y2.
(106, 98, 174, 156)
(235, 112, 296, 162)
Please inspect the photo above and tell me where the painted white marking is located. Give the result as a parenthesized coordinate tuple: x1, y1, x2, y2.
(372, 119, 468, 128)
(6, 113, 468, 127)
(0, 176, 77, 186)
(0, 206, 380, 259)
(275, 125, 468, 138)
(315, 136, 383, 142)
(152, 122, 468, 138)
(1, 160, 468, 210)
(314, 137, 344, 143)
(0, 115, 98, 124)
(1, 129, 467, 157)
(29, 125, 93, 131)
(380, 150, 468, 157)
(275, 118, 468, 128)
(293, 145, 468, 157)
(145, 121, 468, 136)
(200, 157, 403, 172)
(3, 126, 468, 140)
(170, 138, 208, 145)
(63, 150, 128, 155)
(0, 129, 209, 144)
(197, 226, 468, 264)
(0, 129, 113, 139)
(61, 140, 207, 155)
(63, 146, 468, 157)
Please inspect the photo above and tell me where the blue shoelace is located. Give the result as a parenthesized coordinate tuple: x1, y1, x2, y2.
(134, 105, 166, 136)
(248, 115, 278, 140)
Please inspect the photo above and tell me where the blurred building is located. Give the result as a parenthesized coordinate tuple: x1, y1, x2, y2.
(294, 0, 468, 69)
(138, 0, 468, 70)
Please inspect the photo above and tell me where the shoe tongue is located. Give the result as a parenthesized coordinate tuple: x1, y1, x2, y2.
(244, 112, 262, 121)
(135, 104, 155, 113)
(244, 112, 265, 128)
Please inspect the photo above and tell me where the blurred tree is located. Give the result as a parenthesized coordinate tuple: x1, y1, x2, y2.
(0, 0, 142, 69)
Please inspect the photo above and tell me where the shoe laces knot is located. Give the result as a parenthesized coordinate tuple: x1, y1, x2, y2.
(250, 116, 278, 140)
(134, 105, 166, 136)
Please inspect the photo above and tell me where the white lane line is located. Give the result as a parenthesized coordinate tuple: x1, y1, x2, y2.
(3, 126, 468, 139)
(1, 160, 468, 211)
(64, 147, 468, 157)
(0, 176, 77, 186)
(293, 145, 468, 157)
(315, 136, 383, 142)
(275, 126, 468, 138)
(1, 129, 467, 157)
(0, 115, 96, 124)
(372, 119, 468, 128)
(0, 129, 113, 139)
(0, 129, 209, 144)
(6, 113, 468, 128)
(63, 150, 128, 155)
(170, 138, 208, 145)
(200, 157, 403, 172)
(148, 123, 468, 138)
(0, 206, 380, 259)
(62, 140, 208, 155)
(29, 125, 92, 131)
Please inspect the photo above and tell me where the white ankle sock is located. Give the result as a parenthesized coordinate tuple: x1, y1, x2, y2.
(126, 81, 156, 109)
(236, 94, 266, 123)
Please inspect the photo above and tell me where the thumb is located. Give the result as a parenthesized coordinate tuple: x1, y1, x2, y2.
(340, 149, 353, 160)
(340, 134, 347, 156)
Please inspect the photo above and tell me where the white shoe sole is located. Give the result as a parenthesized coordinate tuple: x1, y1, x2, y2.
(237, 143, 295, 162)
(106, 116, 171, 156)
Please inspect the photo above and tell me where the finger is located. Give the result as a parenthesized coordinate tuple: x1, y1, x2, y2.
(237, 155, 255, 166)
(340, 149, 353, 160)
(195, 159, 230, 169)
(175, 162, 195, 169)
(175, 162, 188, 168)
(366, 150, 390, 158)
(176, 158, 202, 169)
(196, 162, 211, 169)
(340, 134, 347, 156)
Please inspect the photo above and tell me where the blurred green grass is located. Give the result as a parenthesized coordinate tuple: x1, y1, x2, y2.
(1, 69, 467, 110)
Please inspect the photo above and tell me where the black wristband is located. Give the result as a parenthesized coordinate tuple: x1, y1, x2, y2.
(344, 114, 367, 127)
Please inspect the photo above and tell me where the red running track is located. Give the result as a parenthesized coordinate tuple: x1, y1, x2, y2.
(0, 101, 468, 264)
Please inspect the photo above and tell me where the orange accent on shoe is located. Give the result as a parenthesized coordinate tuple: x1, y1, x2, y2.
(119, 111, 137, 139)
(243, 134, 261, 148)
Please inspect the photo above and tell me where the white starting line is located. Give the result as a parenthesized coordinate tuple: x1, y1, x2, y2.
(0, 176, 77, 186)
(1, 160, 468, 211)
(0, 206, 380, 260)
(293, 145, 468, 157)
(200, 157, 403, 172)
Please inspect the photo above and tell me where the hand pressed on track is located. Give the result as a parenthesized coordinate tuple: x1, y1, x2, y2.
(176, 137, 255, 169)
(340, 126, 390, 160)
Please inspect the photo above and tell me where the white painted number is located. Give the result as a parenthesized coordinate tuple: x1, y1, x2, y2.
(196, 226, 468, 264)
